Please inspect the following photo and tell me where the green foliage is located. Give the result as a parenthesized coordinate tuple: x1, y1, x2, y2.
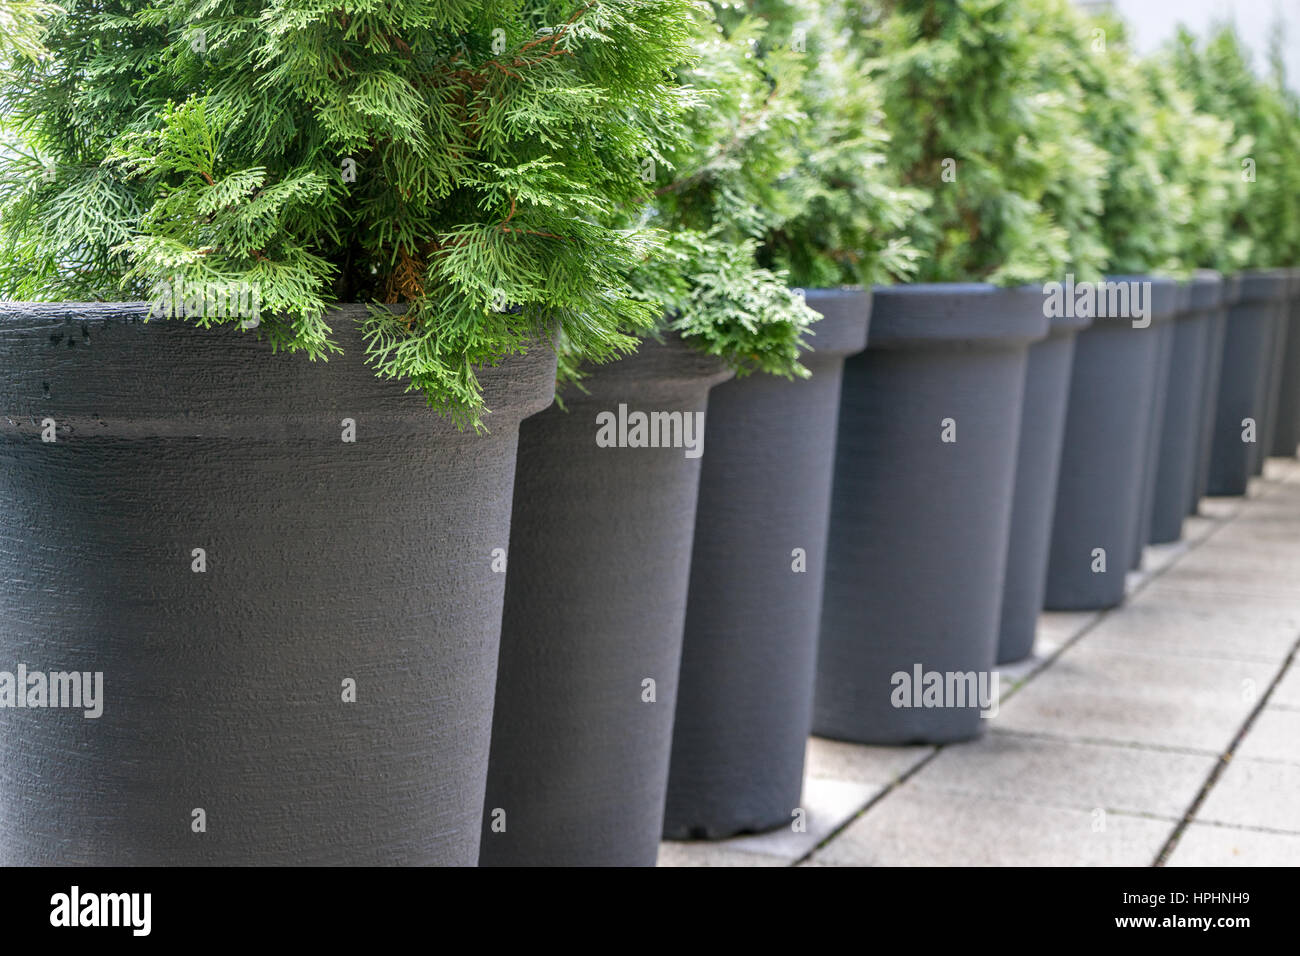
(1036, 4, 1169, 276)
(0, 0, 61, 62)
(1142, 52, 1249, 273)
(1169, 24, 1300, 269)
(862, 0, 1106, 285)
(739, 0, 925, 289)
(0, 0, 700, 428)
(620, 2, 819, 381)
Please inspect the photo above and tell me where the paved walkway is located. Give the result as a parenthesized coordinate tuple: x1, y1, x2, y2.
(661, 458, 1300, 867)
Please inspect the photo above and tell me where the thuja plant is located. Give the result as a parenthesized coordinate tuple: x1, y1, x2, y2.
(1041, 4, 1174, 277)
(861, 0, 1105, 285)
(0, 0, 699, 428)
(1142, 53, 1249, 274)
(0, 0, 60, 62)
(619, 2, 820, 380)
(1169, 24, 1299, 270)
(731, 0, 923, 289)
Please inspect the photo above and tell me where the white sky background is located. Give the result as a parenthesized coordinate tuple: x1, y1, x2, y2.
(1098, 0, 1300, 92)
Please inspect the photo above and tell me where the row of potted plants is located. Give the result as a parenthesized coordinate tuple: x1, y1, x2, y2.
(1, 0, 1298, 866)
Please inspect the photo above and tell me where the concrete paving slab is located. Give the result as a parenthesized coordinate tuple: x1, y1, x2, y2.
(806, 736, 934, 786)
(661, 776, 879, 863)
(1272, 663, 1300, 709)
(1196, 758, 1300, 833)
(906, 732, 1216, 819)
(656, 842, 789, 867)
(1079, 599, 1300, 664)
(1166, 822, 1300, 866)
(1233, 707, 1300, 765)
(808, 784, 1171, 867)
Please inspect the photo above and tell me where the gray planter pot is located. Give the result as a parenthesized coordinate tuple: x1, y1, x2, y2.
(1045, 277, 1178, 610)
(1253, 270, 1294, 475)
(1190, 273, 1239, 512)
(480, 336, 732, 867)
(997, 309, 1092, 665)
(663, 289, 870, 840)
(813, 284, 1048, 745)
(1269, 271, 1300, 458)
(1150, 273, 1223, 544)
(0, 303, 556, 866)
(1207, 270, 1292, 495)
(1130, 281, 1182, 567)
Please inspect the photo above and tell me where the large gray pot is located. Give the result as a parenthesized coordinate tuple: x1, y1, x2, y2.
(1129, 281, 1182, 567)
(1150, 273, 1222, 544)
(1253, 269, 1294, 475)
(1207, 270, 1292, 495)
(0, 303, 556, 866)
(480, 336, 731, 867)
(1269, 272, 1300, 458)
(1045, 277, 1178, 610)
(1190, 273, 1239, 512)
(813, 284, 1048, 745)
(997, 309, 1092, 665)
(664, 289, 870, 840)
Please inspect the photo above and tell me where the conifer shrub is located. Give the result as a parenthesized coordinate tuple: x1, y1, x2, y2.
(1169, 24, 1300, 270)
(0, 0, 700, 428)
(862, 0, 1105, 286)
(619, 2, 821, 380)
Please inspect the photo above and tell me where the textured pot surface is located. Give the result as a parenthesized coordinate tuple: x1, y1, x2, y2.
(1045, 277, 1178, 610)
(1269, 272, 1300, 457)
(1131, 293, 1179, 566)
(664, 288, 870, 840)
(814, 284, 1047, 745)
(997, 308, 1091, 665)
(1191, 273, 1239, 511)
(1253, 272, 1293, 475)
(481, 336, 731, 866)
(1150, 273, 1222, 544)
(1208, 271, 1291, 495)
(0, 303, 556, 865)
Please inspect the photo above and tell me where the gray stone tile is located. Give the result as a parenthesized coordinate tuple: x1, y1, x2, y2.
(1037, 610, 1102, 648)
(656, 842, 788, 867)
(1079, 598, 1300, 664)
(806, 736, 934, 786)
(1197, 758, 1300, 833)
(1234, 707, 1300, 765)
(1272, 663, 1300, 710)
(1166, 823, 1300, 866)
(668, 776, 879, 863)
(1170, 822, 1300, 868)
(906, 732, 1215, 819)
(995, 644, 1277, 752)
(809, 784, 1170, 866)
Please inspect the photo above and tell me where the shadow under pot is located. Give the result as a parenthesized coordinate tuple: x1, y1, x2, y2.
(813, 284, 1048, 745)
(480, 335, 732, 867)
(996, 306, 1093, 666)
(1129, 280, 1183, 568)
(1207, 270, 1292, 495)
(1190, 273, 1240, 513)
(1253, 269, 1295, 476)
(1268, 271, 1300, 458)
(1149, 272, 1223, 544)
(0, 303, 556, 866)
(663, 288, 871, 840)
(1044, 276, 1178, 611)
